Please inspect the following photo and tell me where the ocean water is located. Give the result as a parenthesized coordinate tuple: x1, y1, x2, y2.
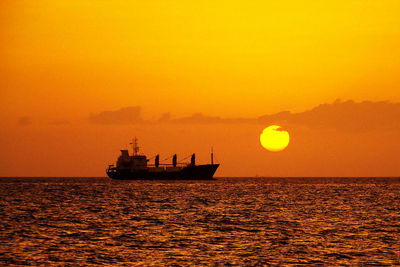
(0, 177, 399, 266)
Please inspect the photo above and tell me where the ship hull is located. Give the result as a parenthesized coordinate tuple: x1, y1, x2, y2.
(107, 164, 219, 180)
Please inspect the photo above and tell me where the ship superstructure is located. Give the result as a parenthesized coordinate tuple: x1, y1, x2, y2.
(106, 138, 219, 180)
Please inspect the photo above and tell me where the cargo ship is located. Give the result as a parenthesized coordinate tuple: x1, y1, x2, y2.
(106, 138, 219, 180)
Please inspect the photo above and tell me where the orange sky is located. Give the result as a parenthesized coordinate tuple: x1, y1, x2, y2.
(1, 1, 400, 177)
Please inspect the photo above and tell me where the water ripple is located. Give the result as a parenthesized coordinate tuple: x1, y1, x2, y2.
(0, 177, 399, 265)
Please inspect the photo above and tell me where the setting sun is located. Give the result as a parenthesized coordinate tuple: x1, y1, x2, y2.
(260, 125, 290, 152)
(1, 0, 400, 177)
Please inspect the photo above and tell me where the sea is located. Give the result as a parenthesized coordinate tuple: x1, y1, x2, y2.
(0, 177, 399, 266)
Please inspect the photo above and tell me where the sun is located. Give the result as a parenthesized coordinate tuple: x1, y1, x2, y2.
(260, 125, 290, 152)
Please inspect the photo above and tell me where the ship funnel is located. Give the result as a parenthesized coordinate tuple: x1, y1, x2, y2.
(172, 154, 177, 167)
(155, 154, 159, 168)
(191, 153, 195, 166)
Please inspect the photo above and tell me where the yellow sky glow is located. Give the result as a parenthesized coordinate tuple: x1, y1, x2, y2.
(1, 0, 399, 176)
(2, 0, 400, 119)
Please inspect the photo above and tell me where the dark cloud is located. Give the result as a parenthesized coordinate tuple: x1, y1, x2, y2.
(18, 116, 32, 126)
(89, 100, 400, 131)
(172, 113, 254, 124)
(89, 106, 143, 124)
(158, 112, 171, 122)
(89, 107, 253, 125)
(258, 99, 400, 132)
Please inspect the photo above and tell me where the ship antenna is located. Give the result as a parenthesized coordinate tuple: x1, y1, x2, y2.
(211, 147, 214, 165)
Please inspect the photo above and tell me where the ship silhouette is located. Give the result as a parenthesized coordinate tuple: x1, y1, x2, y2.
(106, 138, 219, 180)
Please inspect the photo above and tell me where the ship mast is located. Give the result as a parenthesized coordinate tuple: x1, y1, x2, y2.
(130, 137, 139, 156)
(211, 147, 214, 165)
